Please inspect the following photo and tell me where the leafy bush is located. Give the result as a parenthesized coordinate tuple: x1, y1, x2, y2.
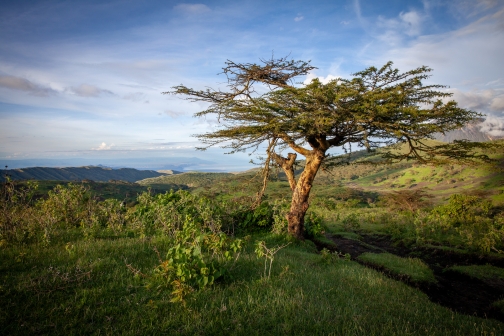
(304, 211, 325, 238)
(126, 190, 223, 237)
(341, 213, 361, 231)
(381, 189, 432, 212)
(271, 199, 289, 235)
(0, 179, 39, 244)
(150, 217, 242, 303)
(414, 194, 504, 253)
(233, 201, 274, 232)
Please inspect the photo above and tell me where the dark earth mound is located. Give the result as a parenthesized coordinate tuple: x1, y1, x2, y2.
(317, 234, 504, 322)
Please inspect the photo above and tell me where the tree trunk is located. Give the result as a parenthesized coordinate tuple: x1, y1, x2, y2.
(272, 152, 297, 191)
(287, 150, 325, 239)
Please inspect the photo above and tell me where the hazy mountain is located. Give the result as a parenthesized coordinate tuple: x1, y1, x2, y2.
(434, 119, 504, 143)
(0, 157, 215, 171)
(1, 166, 167, 183)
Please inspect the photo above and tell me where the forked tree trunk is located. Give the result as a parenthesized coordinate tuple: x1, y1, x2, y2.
(286, 150, 325, 239)
(272, 152, 297, 191)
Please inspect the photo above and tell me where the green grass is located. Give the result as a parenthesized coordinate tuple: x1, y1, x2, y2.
(332, 231, 363, 240)
(2, 235, 503, 335)
(357, 252, 437, 284)
(447, 264, 504, 281)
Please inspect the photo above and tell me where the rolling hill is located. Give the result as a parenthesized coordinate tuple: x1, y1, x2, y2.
(1, 166, 167, 183)
(137, 140, 504, 204)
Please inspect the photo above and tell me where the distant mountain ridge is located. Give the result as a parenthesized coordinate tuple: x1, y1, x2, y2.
(434, 119, 504, 143)
(1, 166, 167, 183)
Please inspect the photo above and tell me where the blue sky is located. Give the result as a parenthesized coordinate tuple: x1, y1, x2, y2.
(1, 0, 503, 170)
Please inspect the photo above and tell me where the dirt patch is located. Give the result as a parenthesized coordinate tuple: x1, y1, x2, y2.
(319, 233, 504, 322)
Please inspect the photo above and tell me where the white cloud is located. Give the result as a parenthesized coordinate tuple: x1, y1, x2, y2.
(69, 84, 113, 97)
(447, 89, 504, 112)
(376, 10, 424, 45)
(174, 3, 211, 14)
(123, 92, 146, 102)
(478, 116, 504, 136)
(294, 16, 304, 22)
(164, 109, 186, 118)
(0, 75, 56, 96)
(399, 11, 423, 36)
(490, 96, 504, 111)
(303, 73, 340, 85)
(92, 142, 114, 150)
(368, 9, 504, 93)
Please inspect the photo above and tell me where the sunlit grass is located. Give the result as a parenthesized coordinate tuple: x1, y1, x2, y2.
(1, 234, 502, 335)
(357, 252, 437, 284)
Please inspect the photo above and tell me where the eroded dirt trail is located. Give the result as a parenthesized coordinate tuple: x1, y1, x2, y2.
(320, 234, 504, 322)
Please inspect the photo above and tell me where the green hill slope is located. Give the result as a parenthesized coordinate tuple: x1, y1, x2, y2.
(138, 172, 235, 188)
(137, 140, 504, 204)
(1, 166, 167, 183)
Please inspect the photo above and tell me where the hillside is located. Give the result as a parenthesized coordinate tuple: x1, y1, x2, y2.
(138, 171, 235, 188)
(1, 166, 167, 183)
(137, 140, 504, 204)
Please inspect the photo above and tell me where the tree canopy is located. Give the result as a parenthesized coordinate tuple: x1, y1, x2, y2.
(167, 56, 497, 239)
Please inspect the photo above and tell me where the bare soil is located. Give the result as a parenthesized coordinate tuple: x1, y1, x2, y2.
(317, 233, 504, 322)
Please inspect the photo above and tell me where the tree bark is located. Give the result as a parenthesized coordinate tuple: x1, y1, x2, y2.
(286, 150, 325, 239)
(272, 152, 297, 191)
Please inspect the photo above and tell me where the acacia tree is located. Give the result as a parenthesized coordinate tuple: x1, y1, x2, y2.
(167, 57, 494, 240)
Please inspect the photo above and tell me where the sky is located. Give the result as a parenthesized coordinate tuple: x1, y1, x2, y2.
(1, 0, 503, 171)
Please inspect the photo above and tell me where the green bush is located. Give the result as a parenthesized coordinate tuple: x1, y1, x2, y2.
(414, 194, 504, 253)
(304, 211, 325, 238)
(0, 179, 39, 244)
(149, 216, 242, 303)
(233, 201, 274, 232)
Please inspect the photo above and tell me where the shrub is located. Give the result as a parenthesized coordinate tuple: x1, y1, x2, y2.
(414, 194, 504, 253)
(304, 211, 325, 238)
(233, 201, 274, 232)
(150, 217, 243, 303)
(381, 189, 432, 212)
(0, 179, 39, 244)
(126, 190, 223, 237)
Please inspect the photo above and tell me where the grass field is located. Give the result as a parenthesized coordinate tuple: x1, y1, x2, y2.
(3, 141, 504, 334)
(1, 234, 503, 335)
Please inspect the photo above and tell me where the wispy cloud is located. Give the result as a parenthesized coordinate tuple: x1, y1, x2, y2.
(173, 3, 211, 15)
(0, 75, 56, 96)
(294, 15, 304, 22)
(164, 109, 186, 118)
(368, 9, 504, 95)
(69, 84, 113, 97)
(376, 10, 424, 45)
(123, 92, 146, 102)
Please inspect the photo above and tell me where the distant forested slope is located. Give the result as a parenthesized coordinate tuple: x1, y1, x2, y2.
(1, 166, 167, 183)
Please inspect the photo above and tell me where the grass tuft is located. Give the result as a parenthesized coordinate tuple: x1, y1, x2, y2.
(447, 264, 504, 281)
(357, 252, 437, 284)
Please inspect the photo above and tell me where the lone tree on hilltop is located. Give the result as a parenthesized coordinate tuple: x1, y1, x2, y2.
(167, 56, 495, 240)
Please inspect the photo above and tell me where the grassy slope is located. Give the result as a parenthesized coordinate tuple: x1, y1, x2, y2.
(447, 264, 504, 281)
(139, 172, 235, 188)
(137, 140, 504, 205)
(2, 166, 166, 183)
(357, 252, 437, 284)
(1, 234, 502, 335)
